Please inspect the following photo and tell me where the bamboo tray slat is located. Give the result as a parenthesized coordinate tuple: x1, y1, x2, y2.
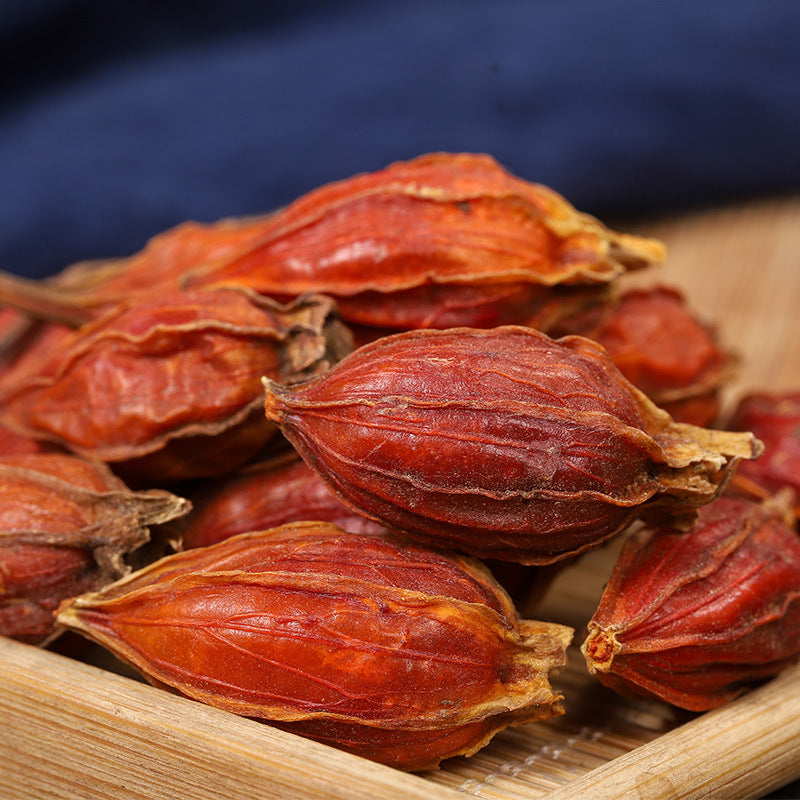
(3, 195, 800, 800)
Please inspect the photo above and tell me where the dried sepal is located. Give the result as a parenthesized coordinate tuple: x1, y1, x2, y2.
(57, 522, 571, 770)
(581, 493, 800, 710)
(263, 326, 762, 565)
(0, 452, 189, 644)
(0, 289, 351, 483)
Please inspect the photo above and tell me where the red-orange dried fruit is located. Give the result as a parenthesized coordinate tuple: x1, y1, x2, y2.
(181, 454, 543, 606)
(0, 216, 277, 326)
(180, 450, 389, 550)
(3, 323, 74, 381)
(581, 493, 800, 711)
(0, 452, 189, 644)
(0, 154, 664, 335)
(0, 424, 52, 455)
(263, 326, 762, 565)
(56, 522, 572, 770)
(726, 391, 800, 518)
(178, 451, 547, 605)
(552, 285, 735, 426)
(0, 289, 350, 484)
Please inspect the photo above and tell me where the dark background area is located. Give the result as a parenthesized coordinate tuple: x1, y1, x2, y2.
(2, 0, 800, 279)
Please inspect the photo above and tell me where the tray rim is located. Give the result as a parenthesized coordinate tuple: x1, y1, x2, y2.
(4, 633, 800, 800)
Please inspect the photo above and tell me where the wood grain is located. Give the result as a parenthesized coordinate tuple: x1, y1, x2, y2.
(539, 661, 800, 800)
(1, 636, 462, 800)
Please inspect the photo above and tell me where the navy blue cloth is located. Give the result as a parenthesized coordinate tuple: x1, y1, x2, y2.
(2, 0, 800, 279)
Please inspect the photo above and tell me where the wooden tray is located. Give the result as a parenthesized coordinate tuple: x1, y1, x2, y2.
(4, 195, 800, 800)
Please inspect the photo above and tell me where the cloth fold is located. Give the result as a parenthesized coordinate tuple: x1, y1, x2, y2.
(2, 0, 800, 278)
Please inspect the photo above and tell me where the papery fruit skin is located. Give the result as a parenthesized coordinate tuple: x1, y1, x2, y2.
(180, 450, 389, 549)
(263, 326, 762, 565)
(1, 543, 96, 643)
(0, 452, 189, 644)
(185, 152, 665, 333)
(0, 153, 664, 335)
(177, 453, 545, 607)
(581, 494, 800, 711)
(57, 522, 572, 771)
(552, 285, 734, 427)
(726, 392, 800, 518)
(0, 289, 350, 483)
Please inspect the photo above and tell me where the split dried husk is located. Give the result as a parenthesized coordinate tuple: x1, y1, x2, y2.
(57, 522, 572, 770)
(581, 493, 800, 711)
(0, 153, 664, 336)
(0, 452, 189, 644)
(0, 289, 351, 484)
(263, 326, 762, 564)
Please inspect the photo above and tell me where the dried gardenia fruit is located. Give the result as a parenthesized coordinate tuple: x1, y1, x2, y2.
(0, 289, 351, 484)
(0, 452, 189, 644)
(263, 326, 762, 565)
(179, 450, 389, 549)
(179, 450, 547, 605)
(185, 152, 666, 335)
(57, 522, 572, 770)
(726, 391, 800, 518)
(0, 423, 52, 455)
(551, 284, 735, 426)
(581, 493, 800, 711)
(0, 153, 664, 335)
(0, 318, 74, 390)
(0, 216, 279, 327)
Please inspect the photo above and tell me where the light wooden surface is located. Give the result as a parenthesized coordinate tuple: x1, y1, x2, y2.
(4, 632, 800, 800)
(2, 194, 800, 800)
(539, 661, 800, 800)
(1, 636, 464, 800)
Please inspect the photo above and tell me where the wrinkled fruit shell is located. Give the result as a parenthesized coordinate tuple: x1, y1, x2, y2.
(551, 284, 736, 427)
(0, 289, 351, 483)
(726, 391, 800, 519)
(179, 450, 389, 550)
(57, 522, 572, 770)
(0, 452, 190, 644)
(263, 326, 762, 564)
(581, 493, 800, 710)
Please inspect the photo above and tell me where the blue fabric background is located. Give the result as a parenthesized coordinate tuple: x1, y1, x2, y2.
(2, 1, 800, 280)
(2, 4, 800, 796)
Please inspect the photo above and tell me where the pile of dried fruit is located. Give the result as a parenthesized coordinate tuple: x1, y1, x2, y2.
(1, 152, 798, 771)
